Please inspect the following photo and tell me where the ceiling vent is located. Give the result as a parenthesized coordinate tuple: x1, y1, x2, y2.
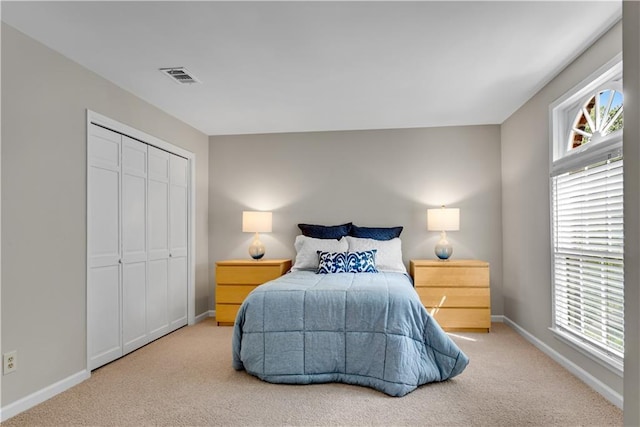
(159, 67, 200, 84)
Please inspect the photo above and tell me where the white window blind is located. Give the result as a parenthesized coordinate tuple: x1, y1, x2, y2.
(552, 156, 624, 363)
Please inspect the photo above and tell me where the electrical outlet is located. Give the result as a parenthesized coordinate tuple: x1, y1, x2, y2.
(3, 351, 17, 375)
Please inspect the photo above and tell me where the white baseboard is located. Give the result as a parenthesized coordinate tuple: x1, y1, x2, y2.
(195, 310, 215, 323)
(491, 314, 504, 323)
(503, 316, 623, 409)
(1, 369, 90, 422)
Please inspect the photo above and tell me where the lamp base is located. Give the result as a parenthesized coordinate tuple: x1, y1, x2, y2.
(434, 244, 453, 260)
(249, 233, 265, 260)
(434, 231, 453, 260)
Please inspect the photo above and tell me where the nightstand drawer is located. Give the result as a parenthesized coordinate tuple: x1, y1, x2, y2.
(417, 287, 489, 308)
(216, 304, 241, 324)
(217, 265, 285, 284)
(216, 285, 258, 304)
(428, 308, 491, 330)
(413, 266, 489, 287)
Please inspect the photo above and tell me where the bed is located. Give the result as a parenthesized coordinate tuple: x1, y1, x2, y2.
(231, 225, 469, 397)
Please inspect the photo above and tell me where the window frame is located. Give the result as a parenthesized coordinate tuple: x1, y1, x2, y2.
(548, 54, 624, 376)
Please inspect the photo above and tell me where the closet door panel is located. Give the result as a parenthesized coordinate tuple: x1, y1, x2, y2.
(88, 125, 122, 370)
(169, 154, 188, 329)
(89, 168, 120, 267)
(149, 147, 170, 179)
(168, 256, 188, 330)
(90, 125, 120, 169)
(148, 147, 171, 336)
(122, 138, 148, 264)
(123, 137, 147, 170)
(121, 137, 148, 352)
(147, 179, 170, 338)
(148, 259, 169, 339)
(148, 182, 169, 259)
(170, 155, 188, 258)
(88, 125, 120, 268)
(122, 261, 147, 353)
(149, 147, 170, 260)
(88, 265, 121, 369)
(122, 175, 146, 262)
(169, 184, 187, 257)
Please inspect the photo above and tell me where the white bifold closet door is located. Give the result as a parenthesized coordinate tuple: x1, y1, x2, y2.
(168, 153, 189, 330)
(88, 125, 123, 370)
(147, 147, 171, 342)
(147, 147, 189, 339)
(88, 124, 188, 370)
(121, 138, 148, 354)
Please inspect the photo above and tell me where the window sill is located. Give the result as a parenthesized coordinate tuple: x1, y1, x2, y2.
(549, 327, 623, 377)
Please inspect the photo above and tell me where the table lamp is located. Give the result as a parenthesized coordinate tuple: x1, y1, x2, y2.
(242, 211, 272, 260)
(427, 206, 460, 260)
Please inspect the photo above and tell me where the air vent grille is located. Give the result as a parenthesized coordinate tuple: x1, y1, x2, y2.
(159, 67, 200, 84)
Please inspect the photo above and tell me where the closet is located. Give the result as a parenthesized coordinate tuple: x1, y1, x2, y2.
(88, 123, 188, 370)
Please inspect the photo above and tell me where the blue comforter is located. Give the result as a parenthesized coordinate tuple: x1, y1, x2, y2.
(232, 271, 468, 396)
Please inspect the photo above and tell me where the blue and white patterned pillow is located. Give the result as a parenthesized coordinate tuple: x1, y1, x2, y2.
(346, 250, 378, 273)
(317, 250, 378, 274)
(317, 251, 348, 274)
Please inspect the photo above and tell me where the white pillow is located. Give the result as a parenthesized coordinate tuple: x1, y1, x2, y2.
(345, 236, 407, 274)
(291, 235, 348, 271)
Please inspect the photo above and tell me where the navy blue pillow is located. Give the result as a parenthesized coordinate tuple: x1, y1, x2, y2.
(298, 222, 352, 239)
(350, 225, 403, 241)
(316, 250, 378, 274)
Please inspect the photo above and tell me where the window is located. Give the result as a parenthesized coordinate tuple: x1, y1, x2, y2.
(569, 89, 623, 149)
(549, 56, 623, 373)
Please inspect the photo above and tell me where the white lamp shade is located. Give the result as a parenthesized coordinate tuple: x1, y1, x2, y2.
(427, 207, 460, 231)
(242, 211, 273, 233)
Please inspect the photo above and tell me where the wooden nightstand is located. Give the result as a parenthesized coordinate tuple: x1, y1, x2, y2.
(410, 259, 490, 332)
(215, 259, 292, 326)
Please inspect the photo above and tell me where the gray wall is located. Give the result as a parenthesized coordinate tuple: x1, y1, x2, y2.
(209, 125, 503, 313)
(501, 22, 623, 398)
(623, 3, 640, 425)
(1, 24, 209, 406)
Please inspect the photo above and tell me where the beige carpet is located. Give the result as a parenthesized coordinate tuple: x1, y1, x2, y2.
(3, 319, 622, 426)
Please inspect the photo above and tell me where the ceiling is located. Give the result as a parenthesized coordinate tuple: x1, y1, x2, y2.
(1, 1, 622, 136)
